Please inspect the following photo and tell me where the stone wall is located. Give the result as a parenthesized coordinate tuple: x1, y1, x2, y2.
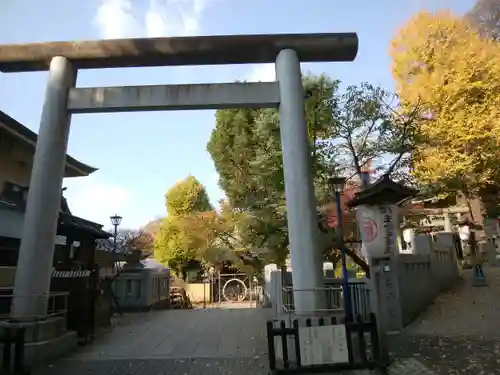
(184, 283, 211, 303)
(265, 232, 460, 330)
(395, 232, 460, 328)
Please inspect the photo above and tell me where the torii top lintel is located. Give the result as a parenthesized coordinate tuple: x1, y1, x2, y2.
(0, 33, 358, 73)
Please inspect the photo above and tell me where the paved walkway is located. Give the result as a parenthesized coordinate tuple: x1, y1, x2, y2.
(390, 267, 500, 375)
(35, 305, 270, 374)
(33, 267, 500, 375)
(31, 303, 436, 375)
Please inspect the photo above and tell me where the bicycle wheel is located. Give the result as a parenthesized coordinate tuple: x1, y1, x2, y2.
(222, 278, 248, 302)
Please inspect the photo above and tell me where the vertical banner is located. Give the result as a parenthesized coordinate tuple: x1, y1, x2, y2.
(355, 204, 400, 258)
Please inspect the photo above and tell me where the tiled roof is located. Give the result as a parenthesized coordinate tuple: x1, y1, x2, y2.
(0, 110, 96, 177)
(0, 182, 111, 240)
(59, 212, 112, 239)
(0, 202, 111, 240)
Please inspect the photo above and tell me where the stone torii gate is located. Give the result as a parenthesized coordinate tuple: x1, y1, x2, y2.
(0, 33, 358, 319)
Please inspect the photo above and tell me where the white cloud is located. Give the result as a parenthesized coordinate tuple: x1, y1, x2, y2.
(245, 63, 276, 82)
(63, 174, 132, 229)
(144, 6, 166, 37)
(94, 0, 214, 39)
(93, 0, 140, 39)
(145, 0, 210, 37)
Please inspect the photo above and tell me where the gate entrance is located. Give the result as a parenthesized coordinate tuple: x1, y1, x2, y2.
(0, 33, 358, 321)
(212, 261, 259, 308)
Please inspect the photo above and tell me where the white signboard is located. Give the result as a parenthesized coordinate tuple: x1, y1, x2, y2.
(298, 325, 349, 366)
(356, 204, 400, 258)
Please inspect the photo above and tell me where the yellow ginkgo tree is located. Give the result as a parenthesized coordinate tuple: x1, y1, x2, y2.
(391, 10, 500, 209)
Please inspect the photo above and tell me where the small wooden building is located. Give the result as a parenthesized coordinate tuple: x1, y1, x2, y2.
(0, 110, 116, 340)
(0, 110, 105, 284)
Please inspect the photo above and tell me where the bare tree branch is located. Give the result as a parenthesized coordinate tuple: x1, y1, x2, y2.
(97, 229, 154, 255)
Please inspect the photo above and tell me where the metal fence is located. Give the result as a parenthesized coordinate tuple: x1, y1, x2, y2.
(281, 282, 371, 320)
(0, 291, 69, 321)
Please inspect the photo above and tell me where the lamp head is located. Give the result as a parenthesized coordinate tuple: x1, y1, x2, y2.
(110, 214, 123, 226)
(327, 176, 346, 194)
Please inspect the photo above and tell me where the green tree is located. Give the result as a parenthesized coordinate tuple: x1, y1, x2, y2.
(165, 175, 213, 216)
(207, 74, 340, 264)
(154, 176, 214, 276)
(175, 200, 266, 273)
(154, 216, 196, 277)
(207, 74, 417, 271)
(207, 75, 339, 210)
(179, 208, 236, 266)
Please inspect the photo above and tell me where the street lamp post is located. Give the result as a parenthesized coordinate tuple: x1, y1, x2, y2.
(110, 214, 123, 265)
(327, 176, 353, 319)
(107, 214, 124, 316)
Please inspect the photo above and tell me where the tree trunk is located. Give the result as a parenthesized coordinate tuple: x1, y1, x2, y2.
(342, 246, 370, 278)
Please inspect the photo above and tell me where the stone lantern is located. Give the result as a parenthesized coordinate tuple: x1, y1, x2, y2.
(346, 174, 417, 361)
(123, 249, 145, 272)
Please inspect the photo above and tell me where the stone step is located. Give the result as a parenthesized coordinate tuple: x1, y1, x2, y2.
(0, 316, 67, 343)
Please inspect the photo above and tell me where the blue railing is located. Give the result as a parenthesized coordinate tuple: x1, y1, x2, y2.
(282, 281, 371, 319)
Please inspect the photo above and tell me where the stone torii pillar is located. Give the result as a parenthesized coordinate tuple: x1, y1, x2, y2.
(275, 49, 325, 312)
(0, 33, 358, 318)
(11, 57, 76, 320)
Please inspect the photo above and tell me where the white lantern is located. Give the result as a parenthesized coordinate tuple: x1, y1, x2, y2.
(402, 227, 415, 244)
(458, 224, 471, 241)
(355, 204, 400, 258)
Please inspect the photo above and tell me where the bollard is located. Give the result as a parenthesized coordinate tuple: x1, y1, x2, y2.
(472, 263, 488, 287)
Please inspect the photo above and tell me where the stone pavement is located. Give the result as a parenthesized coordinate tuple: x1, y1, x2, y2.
(35, 358, 433, 375)
(389, 267, 500, 375)
(30, 300, 438, 375)
(33, 305, 271, 375)
(386, 358, 435, 375)
(35, 269, 500, 375)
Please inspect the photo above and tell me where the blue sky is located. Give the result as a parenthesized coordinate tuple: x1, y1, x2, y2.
(0, 0, 475, 230)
